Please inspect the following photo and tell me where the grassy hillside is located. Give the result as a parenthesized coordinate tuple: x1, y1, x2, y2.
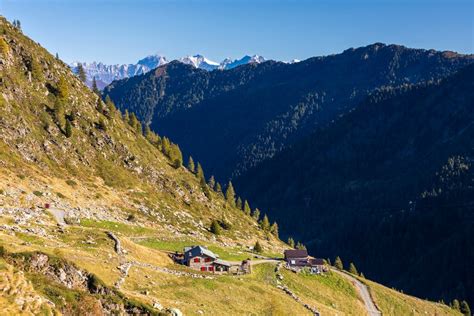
(0, 16, 463, 315)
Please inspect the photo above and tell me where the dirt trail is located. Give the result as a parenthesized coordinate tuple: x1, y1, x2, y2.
(332, 269, 381, 316)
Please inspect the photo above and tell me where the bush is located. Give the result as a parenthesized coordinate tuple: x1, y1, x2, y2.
(127, 214, 136, 222)
(66, 179, 77, 186)
(33, 191, 43, 197)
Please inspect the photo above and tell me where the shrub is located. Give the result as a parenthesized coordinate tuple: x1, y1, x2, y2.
(66, 179, 77, 186)
(33, 191, 43, 197)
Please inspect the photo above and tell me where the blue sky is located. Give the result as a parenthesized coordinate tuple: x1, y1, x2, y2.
(1, 0, 473, 64)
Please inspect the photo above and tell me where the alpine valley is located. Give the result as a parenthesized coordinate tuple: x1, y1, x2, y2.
(0, 10, 472, 316)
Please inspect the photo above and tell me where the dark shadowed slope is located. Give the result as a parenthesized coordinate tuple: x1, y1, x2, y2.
(236, 64, 474, 305)
(105, 44, 473, 181)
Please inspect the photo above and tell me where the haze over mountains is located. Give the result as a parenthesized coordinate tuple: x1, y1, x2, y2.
(71, 53, 269, 89)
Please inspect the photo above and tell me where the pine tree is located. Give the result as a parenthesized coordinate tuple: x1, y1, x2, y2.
(65, 119, 72, 138)
(236, 197, 243, 209)
(252, 208, 260, 221)
(460, 301, 471, 316)
(287, 237, 295, 248)
(349, 262, 358, 275)
(243, 200, 251, 215)
(92, 77, 100, 95)
(77, 63, 86, 82)
(207, 175, 215, 189)
(210, 220, 221, 235)
(254, 240, 263, 253)
(451, 299, 460, 311)
(225, 181, 236, 207)
(270, 222, 279, 237)
(187, 156, 195, 172)
(260, 214, 270, 231)
(170, 144, 183, 167)
(55, 52, 59, 60)
(334, 256, 343, 270)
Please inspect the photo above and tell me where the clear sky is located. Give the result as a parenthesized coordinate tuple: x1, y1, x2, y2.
(1, 0, 473, 64)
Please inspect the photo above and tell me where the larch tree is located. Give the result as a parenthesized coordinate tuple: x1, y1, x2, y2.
(260, 214, 270, 232)
(65, 119, 72, 138)
(287, 237, 295, 248)
(236, 197, 243, 210)
(334, 256, 343, 270)
(451, 299, 460, 312)
(460, 301, 471, 316)
(270, 222, 279, 237)
(349, 262, 358, 275)
(196, 162, 205, 181)
(207, 175, 215, 189)
(243, 200, 251, 215)
(225, 181, 236, 207)
(187, 156, 195, 173)
(252, 208, 260, 221)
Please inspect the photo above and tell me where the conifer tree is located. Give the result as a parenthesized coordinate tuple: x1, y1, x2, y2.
(360, 272, 365, 278)
(236, 197, 243, 209)
(334, 256, 343, 270)
(96, 98, 104, 114)
(270, 222, 279, 237)
(210, 220, 221, 235)
(65, 119, 72, 138)
(295, 242, 306, 250)
(104, 95, 116, 117)
(252, 208, 260, 221)
(196, 162, 205, 181)
(122, 109, 129, 121)
(207, 175, 215, 189)
(187, 156, 195, 172)
(92, 76, 100, 95)
(243, 200, 251, 215)
(129, 113, 139, 130)
(260, 214, 270, 231)
(54, 98, 66, 129)
(225, 181, 236, 207)
(215, 182, 223, 195)
(460, 301, 471, 316)
(77, 63, 86, 82)
(170, 144, 183, 167)
(287, 237, 295, 248)
(200, 177, 211, 199)
(254, 240, 263, 253)
(55, 52, 59, 60)
(451, 299, 460, 311)
(57, 76, 69, 100)
(144, 125, 152, 138)
(349, 262, 358, 275)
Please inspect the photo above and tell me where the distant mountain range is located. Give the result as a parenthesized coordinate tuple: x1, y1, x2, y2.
(104, 43, 473, 181)
(70, 54, 271, 89)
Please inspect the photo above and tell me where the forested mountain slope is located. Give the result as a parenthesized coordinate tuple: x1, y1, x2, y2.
(236, 64, 474, 306)
(105, 44, 473, 180)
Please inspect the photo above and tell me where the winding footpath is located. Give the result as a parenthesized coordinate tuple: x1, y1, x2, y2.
(332, 269, 381, 316)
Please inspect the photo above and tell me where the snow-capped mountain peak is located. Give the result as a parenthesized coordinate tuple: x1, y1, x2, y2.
(71, 53, 270, 89)
(179, 54, 220, 71)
